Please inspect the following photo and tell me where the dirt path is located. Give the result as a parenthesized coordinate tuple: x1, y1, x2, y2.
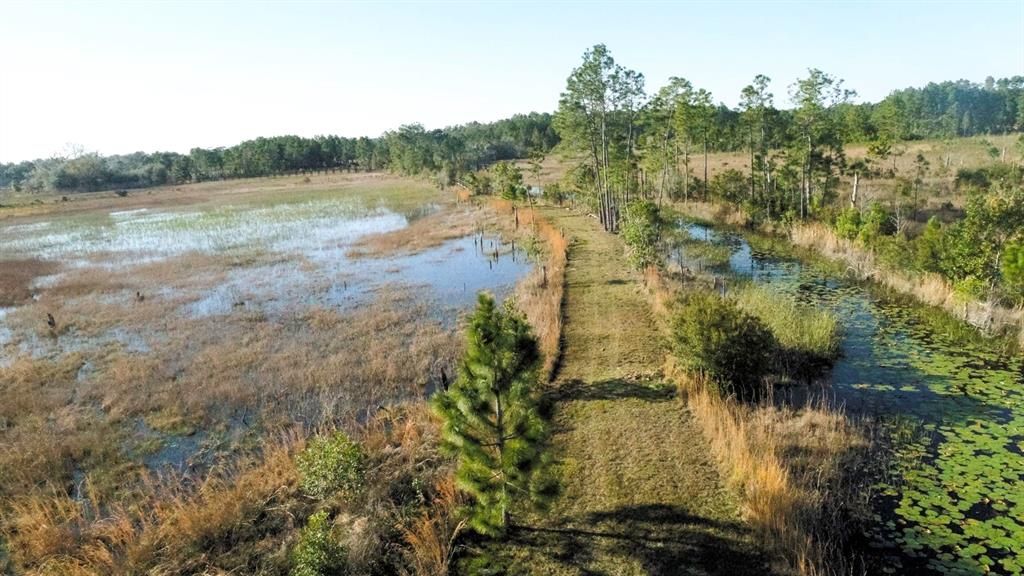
(487, 207, 769, 575)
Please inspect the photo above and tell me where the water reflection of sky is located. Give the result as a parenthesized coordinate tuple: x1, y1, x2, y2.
(0, 201, 532, 361)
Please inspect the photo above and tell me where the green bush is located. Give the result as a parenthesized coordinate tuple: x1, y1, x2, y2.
(621, 200, 662, 270)
(1001, 241, 1024, 305)
(542, 182, 566, 204)
(913, 217, 945, 273)
(856, 202, 894, 246)
(954, 276, 989, 300)
(297, 432, 367, 500)
(291, 510, 346, 576)
(709, 168, 748, 204)
(834, 207, 862, 240)
(874, 235, 912, 271)
(670, 291, 775, 399)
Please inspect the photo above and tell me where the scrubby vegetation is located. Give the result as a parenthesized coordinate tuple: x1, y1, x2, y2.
(670, 291, 775, 399)
(825, 184, 1024, 307)
(645, 266, 868, 575)
(621, 200, 663, 270)
(296, 431, 367, 500)
(669, 286, 841, 398)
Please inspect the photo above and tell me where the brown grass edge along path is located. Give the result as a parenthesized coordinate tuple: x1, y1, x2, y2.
(474, 206, 771, 575)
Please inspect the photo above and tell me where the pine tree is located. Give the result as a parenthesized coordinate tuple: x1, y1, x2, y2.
(431, 293, 557, 536)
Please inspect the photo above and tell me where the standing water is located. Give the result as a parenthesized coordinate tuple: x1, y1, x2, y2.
(674, 221, 1024, 576)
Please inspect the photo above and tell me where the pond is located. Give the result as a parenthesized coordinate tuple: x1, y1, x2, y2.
(672, 220, 1024, 576)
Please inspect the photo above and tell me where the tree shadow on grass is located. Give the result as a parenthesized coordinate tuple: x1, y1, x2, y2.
(499, 504, 771, 576)
(547, 378, 677, 404)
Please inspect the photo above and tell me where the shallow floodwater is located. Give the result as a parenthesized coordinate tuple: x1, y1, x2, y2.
(674, 221, 1024, 576)
(0, 198, 532, 362)
(0, 201, 409, 264)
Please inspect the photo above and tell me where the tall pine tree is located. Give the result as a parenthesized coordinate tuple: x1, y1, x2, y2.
(431, 293, 556, 535)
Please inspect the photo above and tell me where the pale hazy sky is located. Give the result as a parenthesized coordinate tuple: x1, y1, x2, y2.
(1, 0, 1022, 163)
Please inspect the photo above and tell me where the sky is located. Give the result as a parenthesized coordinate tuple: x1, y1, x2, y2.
(0, 0, 1022, 163)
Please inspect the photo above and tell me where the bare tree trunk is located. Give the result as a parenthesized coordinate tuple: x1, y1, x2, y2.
(749, 126, 755, 201)
(703, 129, 709, 200)
(683, 141, 690, 202)
(851, 172, 859, 208)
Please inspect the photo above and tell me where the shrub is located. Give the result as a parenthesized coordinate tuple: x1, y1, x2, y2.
(710, 168, 748, 204)
(874, 235, 912, 271)
(1002, 241, 1024, 305)
(856, 202, 894, 246)
(492, 161, 527, 200)
(621, 200, 662, 270)
(670, 291, 775, 399)
(542, 182, 565, 205)
(291, 510, 346, 576)
(913, 217, 945, 273)
(954, 276, 989, 300)
(834, 207, 861, 240)
(297, 432, 367, 500)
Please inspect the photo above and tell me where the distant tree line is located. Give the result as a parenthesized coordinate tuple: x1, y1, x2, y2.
(551, 44, 1024, 231)
(3, 63, 1021, 198)
(0, 112, 558, 193)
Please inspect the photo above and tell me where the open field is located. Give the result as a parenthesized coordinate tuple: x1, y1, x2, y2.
(530, 133, 1020, 216)
(0, 173, 563, 574)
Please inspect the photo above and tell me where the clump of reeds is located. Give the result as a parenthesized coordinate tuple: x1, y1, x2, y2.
(732, 284, 842, 381)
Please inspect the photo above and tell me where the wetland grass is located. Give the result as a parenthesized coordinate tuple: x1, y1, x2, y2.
(0, 177, 569, 575)
(647, 267, 871, 576)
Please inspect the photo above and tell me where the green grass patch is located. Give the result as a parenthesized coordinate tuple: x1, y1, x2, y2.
(733, 284, 842, 382)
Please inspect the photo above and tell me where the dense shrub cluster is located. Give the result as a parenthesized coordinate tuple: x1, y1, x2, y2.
(830, 185, 1024, 305)
(297, 432, 367, 500)
(621, 200, 663, 270)
(670, 291, 775, 399)
(291, 510, 347, 576)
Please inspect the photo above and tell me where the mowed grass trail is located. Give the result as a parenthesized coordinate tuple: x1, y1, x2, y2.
(487, 208, 769, 575)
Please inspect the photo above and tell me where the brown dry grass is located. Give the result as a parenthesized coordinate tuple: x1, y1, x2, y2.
(676, 374, 869, 576)
(347, 205, 479, 258)
(487, 197, 569, 381)
(2, 402, 452, 575)
(0, 259, 59, 306)
(0, 281, 460, 573)
(400, 476, 466, 576)
(790, 221, 1024, 347)
(0, 175, 574, 574)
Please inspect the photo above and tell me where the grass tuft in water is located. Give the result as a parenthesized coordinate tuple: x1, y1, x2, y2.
(732, 284, 843, 381)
